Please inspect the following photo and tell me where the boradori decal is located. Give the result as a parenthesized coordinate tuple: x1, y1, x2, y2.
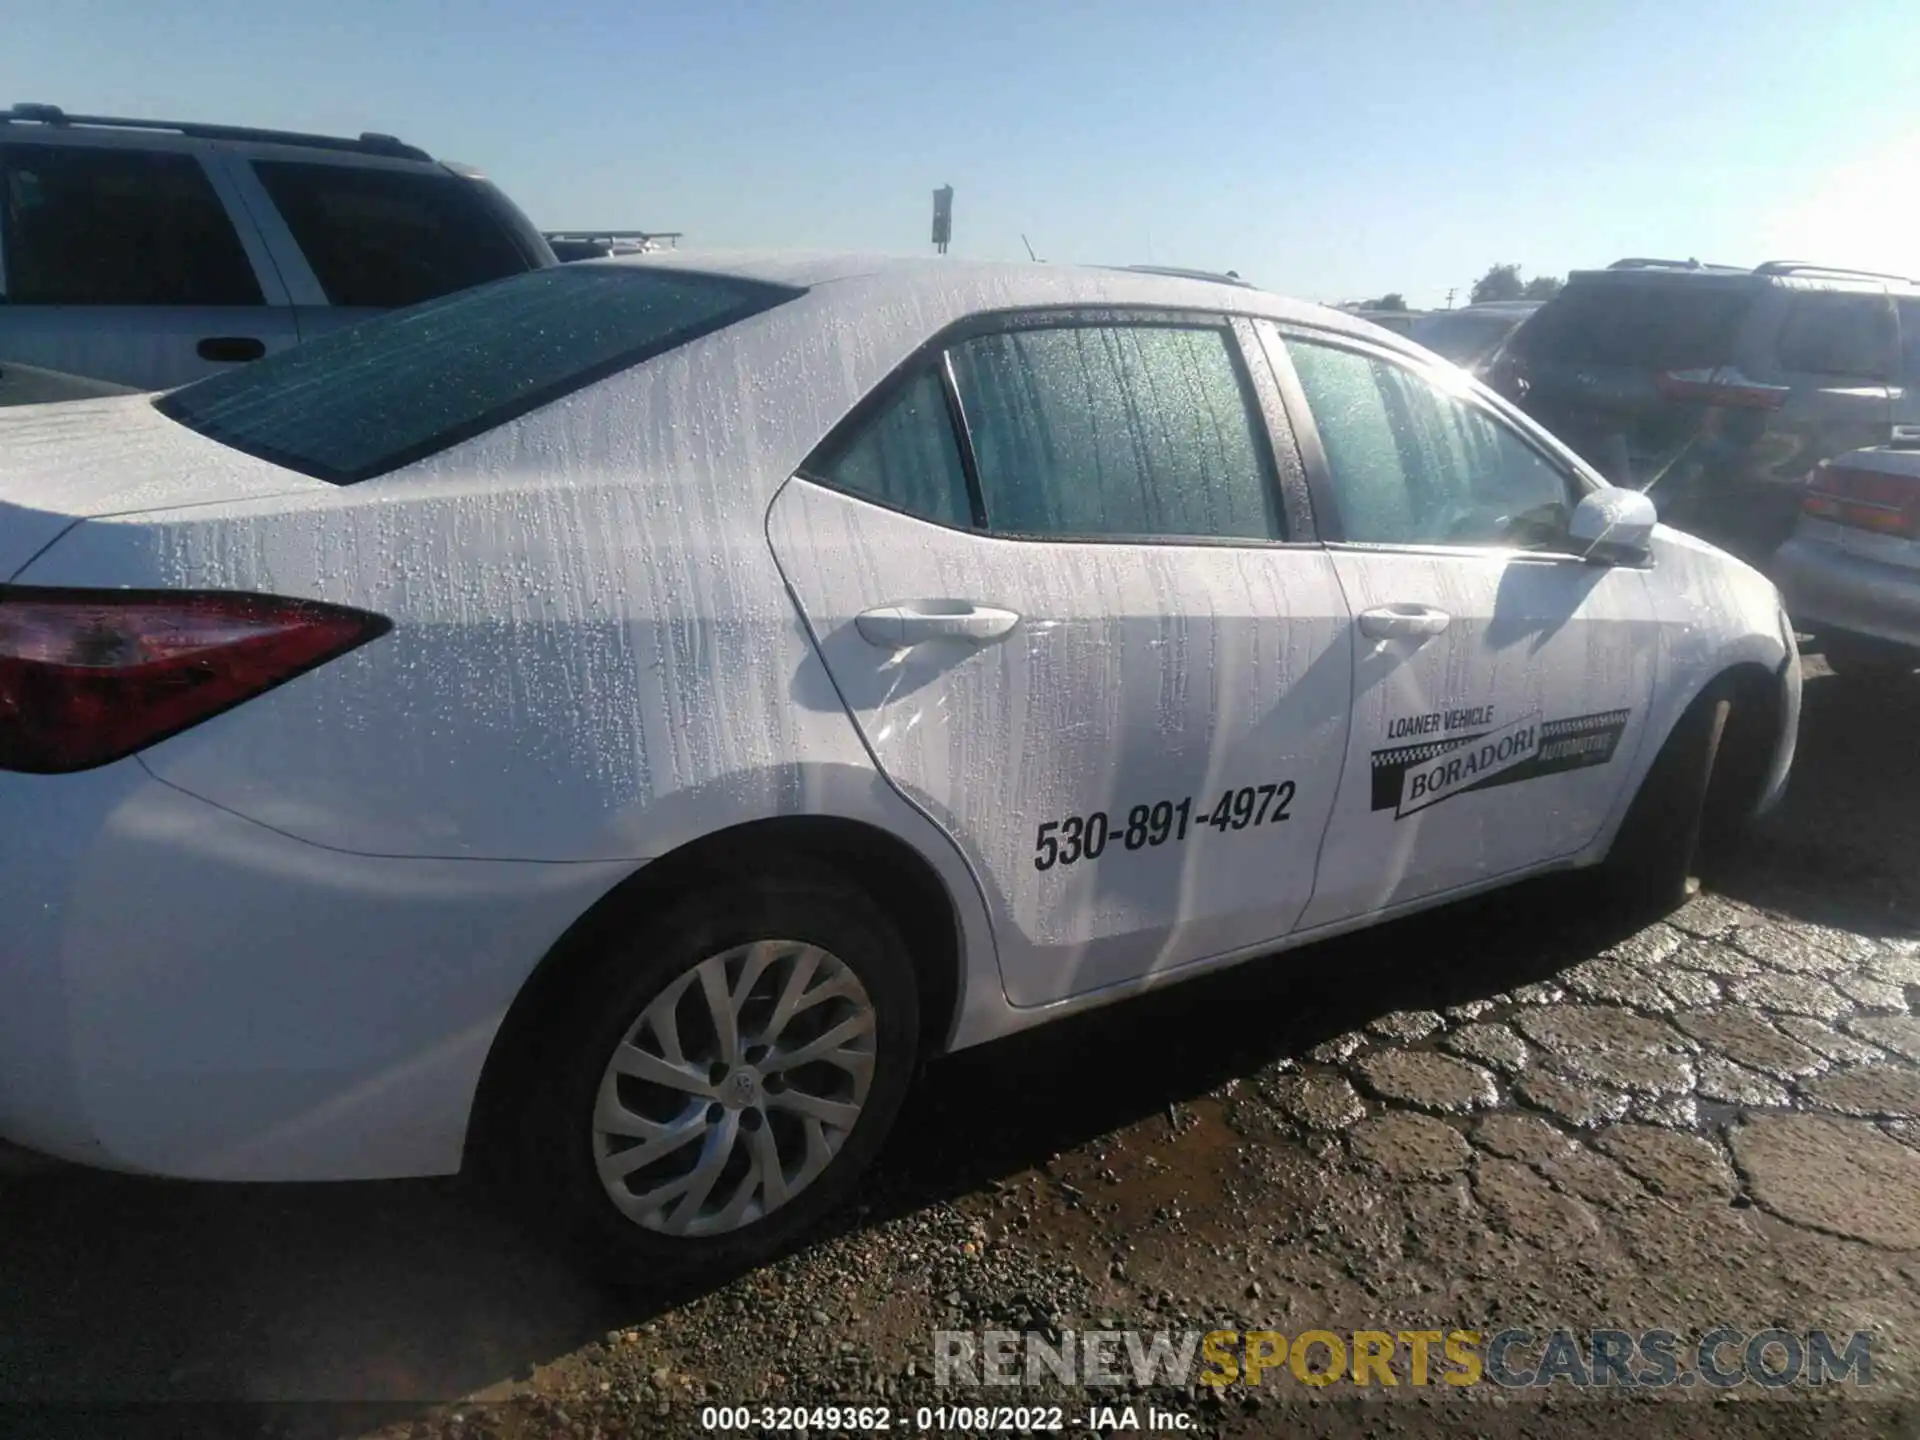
(1371, 707, 1632, 820)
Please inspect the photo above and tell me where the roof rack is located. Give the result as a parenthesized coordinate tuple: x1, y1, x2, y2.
(2, 102, 431, 162)
(1605, 257, 1745, 273)
(543, 230, 684, 248)
(1753, 260, 1913, 284)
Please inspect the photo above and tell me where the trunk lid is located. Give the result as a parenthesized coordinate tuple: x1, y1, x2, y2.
(0, 395, 326, 579)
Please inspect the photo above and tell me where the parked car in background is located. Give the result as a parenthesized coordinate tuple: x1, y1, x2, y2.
(545, 230, 684, 262)
(0, 255, 1797, 1275)
(1348, 307, 1422, 337)
(0, 102, 555, 391)
(1485, 257, 1918, 565)
(1412, 301, 1540, 372)
(1773, 438, 1920, 679)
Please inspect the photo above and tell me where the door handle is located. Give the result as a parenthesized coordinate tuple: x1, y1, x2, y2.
(196, 336, 267, 363)
(856, 603, 1021, 647)
(1358, 604, 1452, 640)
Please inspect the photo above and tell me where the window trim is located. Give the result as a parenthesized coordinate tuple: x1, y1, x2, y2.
(796, 304, 1318, 548)
(1264, 321, 1606, 563)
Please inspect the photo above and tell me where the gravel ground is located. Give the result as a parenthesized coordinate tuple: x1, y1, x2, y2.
(4, 659, 1919, 1440)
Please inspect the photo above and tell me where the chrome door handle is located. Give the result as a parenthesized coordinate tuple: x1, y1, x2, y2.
(856, 603, 1022, 647)
(1358, 604, 1452, 640)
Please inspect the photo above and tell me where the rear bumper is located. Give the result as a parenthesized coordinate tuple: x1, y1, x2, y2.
(0, 764, 629, 1180)
(1774, 534, 1920, 652)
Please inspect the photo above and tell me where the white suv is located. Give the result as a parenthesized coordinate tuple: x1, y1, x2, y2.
(0, 255, 1798, 1275)
(0, 102, 554, 392)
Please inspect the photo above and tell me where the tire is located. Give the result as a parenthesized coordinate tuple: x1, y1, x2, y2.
(1596, 684, 1731, 920)
(501, 875, 919, 1282)
(1820, 638, 1917, 683)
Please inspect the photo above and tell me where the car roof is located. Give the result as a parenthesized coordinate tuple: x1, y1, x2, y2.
(590, 249, 1410, 345)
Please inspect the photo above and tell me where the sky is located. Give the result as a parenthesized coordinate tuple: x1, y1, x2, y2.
(7, 0, 1920, 309)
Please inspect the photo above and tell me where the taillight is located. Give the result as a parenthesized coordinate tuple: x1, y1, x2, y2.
(0, 588, 389, 774)
(1802, 461, 1920, 540)
(1655, 367, 1788, 410)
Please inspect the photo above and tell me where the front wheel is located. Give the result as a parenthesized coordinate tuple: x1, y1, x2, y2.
(505, 876, 920, 1280)
(1594, 684, 1730, 920)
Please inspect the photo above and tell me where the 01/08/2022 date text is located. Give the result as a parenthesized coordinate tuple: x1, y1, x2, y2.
(1034, 783, 1296, 871)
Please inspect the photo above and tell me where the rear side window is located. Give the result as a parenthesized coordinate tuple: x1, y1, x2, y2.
(157, 266, 799, 483)
(254, 160, 533, 308)
(1902, 299, 1920, 382)
(1775, 292, 1896, 379)
(949, 324, 1284, 541)
(0, 144, 262, 306)
(1517, 280, 1753, 370)
(806, 368, 975, 528)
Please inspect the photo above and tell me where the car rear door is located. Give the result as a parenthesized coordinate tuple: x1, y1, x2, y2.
(0, 139, 298, 390)
(1262, 324, 1660, 928)
(767, 311, 1354, 1007)
(1750, 283, 1897, 483)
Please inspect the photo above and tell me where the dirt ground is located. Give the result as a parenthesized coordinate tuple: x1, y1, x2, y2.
(4, 657, 1919, 1440)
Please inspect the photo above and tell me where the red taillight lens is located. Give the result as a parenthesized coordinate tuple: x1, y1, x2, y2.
(1802, 462, 1920, 540)
(0, 588, 389, 773)
(1654, 368, 1788, 410)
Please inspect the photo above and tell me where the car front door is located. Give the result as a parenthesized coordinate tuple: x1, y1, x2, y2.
(1259, 324, 1661, 930)
(768, 312, 1354, 1006)
(0, 141, 298, 390)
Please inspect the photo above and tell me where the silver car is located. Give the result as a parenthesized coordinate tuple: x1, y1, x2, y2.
(0, 102, 554, 392)
(1773, 440, 1920, 678)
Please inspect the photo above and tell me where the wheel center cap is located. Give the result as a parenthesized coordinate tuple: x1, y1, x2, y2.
(724, 1069, 761, 1108)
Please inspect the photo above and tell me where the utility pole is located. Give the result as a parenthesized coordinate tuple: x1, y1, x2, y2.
(932, 186, 954, 255)
(1445, 287, 1457, 310)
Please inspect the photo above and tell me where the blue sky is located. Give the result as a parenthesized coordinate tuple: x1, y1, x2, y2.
(8, 0, 1919, 307)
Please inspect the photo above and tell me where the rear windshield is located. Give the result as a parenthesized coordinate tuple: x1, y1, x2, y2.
(156, 265, 799, 483)
(1513, 278, 1755, 370)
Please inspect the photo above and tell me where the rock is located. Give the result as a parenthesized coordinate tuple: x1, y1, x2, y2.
(1507, 982, 1565, 1006)
(1473, 1157, 1600, 1247)
(1670, 1007, 1823, 1079)
(1695, 1055, 1792, 1108)
(1657, 968, 1721, 1009)
(1772, 1015, 1885, 1065)
(1627, 1092, 1699, 1129)
(1514, 1004, 1690, 1057)
(1733, 923, 1859, 976)
(1547, 1047, 1695, 1096)
(1668, 894, 1754, 941)
(1559, 957, 1672, 1012)
(1729, 1114, 1920, 1249)
(1864, 952, 1920, 989)
(1367, 1009, 1444, 1043)
(1835, 974, 1910, 1014)
(1536, 1147, 1642, 1212)
(1470, 1112, 1575, 1166)
(1799, 1066, 1920, 1120)
(1669, 941, 1761, 978)
(1605, 923, 1687, 969)
(1724, 972, 1851, 1022)
(1349, 1112, 1473, 1181)
(1596, 1124, 1735, 1201)
(1264, 1073, 1366, 1131)
(1843, 1015, 1920, 1064)
(1442, 999, 1496, 1023)
(1354, 1051, 1499, 1114)
(1442, 1022, 1530, 1075)
(1304, 1033, 1367, 1066)
(1514, 1071, 1630, 1129)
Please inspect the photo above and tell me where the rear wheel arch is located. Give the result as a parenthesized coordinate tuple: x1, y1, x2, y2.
(463, 815, 964, 1171)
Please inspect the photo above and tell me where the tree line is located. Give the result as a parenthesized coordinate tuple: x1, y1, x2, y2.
(1357, 263, 1563, 312)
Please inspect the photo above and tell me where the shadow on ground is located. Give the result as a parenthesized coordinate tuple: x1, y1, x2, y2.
(0, 669, 1907, 1414)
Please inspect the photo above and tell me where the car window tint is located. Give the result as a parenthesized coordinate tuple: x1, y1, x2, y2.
(0, 144, 262, 306)
(253, 160, 531, 308)
(1518, 281, 1752, 369)
(1776, 293, 1894, 379)
(156, 265, 798, 483)
(807, 368, 973, 527)
(1287, 338, 1576, 549)
(1901, 298, 1920, 383)
(948, 324, 1283, 541)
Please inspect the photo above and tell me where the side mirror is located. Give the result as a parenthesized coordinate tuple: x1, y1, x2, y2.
(1570, 488, 1657, 566)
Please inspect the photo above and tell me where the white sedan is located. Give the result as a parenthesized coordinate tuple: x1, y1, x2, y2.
(0, 254, 1799, 1275)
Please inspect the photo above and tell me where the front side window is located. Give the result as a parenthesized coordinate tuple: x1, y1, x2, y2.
(1776, 293, 1895, 379)
(254, 160, 533, 309)
(804, 367, 974, 528)
(949, 323, 1284, 542)
(1286, 338, 1577, 550)
(1, 144, 262, 306)
(157, 265, 798, 483)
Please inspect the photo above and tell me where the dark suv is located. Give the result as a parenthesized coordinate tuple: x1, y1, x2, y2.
(1485, 258, 1918, 563)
